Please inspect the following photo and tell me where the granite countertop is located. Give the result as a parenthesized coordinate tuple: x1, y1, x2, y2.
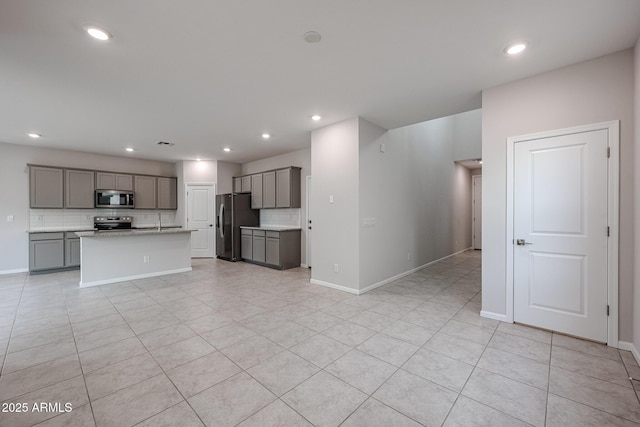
(75, 228, 194, 238)
(27, 227, 96, 233)
(240, 226, 302, 232)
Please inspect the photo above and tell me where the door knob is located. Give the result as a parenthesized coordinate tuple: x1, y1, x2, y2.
(516, 239, 532, 246)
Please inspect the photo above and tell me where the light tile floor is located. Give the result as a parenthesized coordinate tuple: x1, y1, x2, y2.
(1, 251, 639, 426)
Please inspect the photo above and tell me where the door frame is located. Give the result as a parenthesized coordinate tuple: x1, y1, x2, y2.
(305, 175, 312, 268)
(472, 174, 482, 250)
(185, 182, 216, 258)
(505, 121, 619, 346)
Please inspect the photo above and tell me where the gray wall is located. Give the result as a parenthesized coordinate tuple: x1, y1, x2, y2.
(358, 116, 473, 291)
(453, 109, 482, 161)
(634, 36, 640, 355)
(0, 142, 176, 273)
(482, 49, 635, 341)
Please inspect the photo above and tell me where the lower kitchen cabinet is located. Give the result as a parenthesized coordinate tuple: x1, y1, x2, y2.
(29, 231, 82, 272)
(240, 227, 301, 270)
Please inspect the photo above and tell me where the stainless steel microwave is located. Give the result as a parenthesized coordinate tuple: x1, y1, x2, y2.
(95, 190, 135, 208)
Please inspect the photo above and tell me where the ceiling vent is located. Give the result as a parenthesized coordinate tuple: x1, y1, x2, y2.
(156, 141, 175, 147)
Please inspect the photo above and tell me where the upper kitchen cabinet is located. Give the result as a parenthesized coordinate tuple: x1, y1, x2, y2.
(251, 174, 263, 209)
(96, 172, 133, 191)
(262, 171, 276, 208)
(233, 177, 242, 193)
(157, 177, 177, 210)
(276, 167, 301, 208)
(134, 175, 157, 209)
(30, 166, 64, 208)
(65, 169, 95, 208)
(241, 176, 251, 193)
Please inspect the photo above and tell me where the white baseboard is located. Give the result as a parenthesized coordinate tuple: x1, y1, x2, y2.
(480, 310, 509, 322)
(80, 267, 192, 288)
(359, 247, 474, 295)
(300, 264, 309, 269)
(618, 341, 640, 364)
(0, 268, 29, 275)
(309, 279, 359, 295)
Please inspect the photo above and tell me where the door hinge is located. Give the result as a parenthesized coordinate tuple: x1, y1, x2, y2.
(607, 226, 610, 237)
(607, 305, 610, 316)
(607, 147, 611, 158)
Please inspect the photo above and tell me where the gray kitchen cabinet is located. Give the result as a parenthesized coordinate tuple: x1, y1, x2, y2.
(96, 172, 133, 191)
(241, 228, 301, 270)
(29, 233, 65, 271)
(65, 169, 95, 208)
(134, 175, 157, 209)
(252, 230, 266, 263)
(233, 177, 242, 193)
(251, 174, 263, 209)
(241, 229, 253, 260)
(241, 176, 251, 193)
(262, 171, 276, 208)
(29, 166, 64, 208)
(276, 167, 301, 208)
(266, 236, 280, 266)
(157, 177, 177, 209)
(64, 232, 81, 267)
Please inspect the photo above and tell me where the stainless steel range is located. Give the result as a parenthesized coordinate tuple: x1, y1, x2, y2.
(94, 216, 133, 231)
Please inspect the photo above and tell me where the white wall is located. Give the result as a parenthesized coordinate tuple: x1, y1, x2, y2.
(311, 118, 360, 292)
(358, 116, 473, 291)
(241, 148, 311, 266)
(217, 161, 241, 195)
(453, 109, 482, 161)
(0, 142, 176, 273)
(482, 49, 635, 341)
(633, 37, 640, 356)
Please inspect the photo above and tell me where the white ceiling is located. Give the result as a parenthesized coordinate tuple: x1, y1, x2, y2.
(1, 1, 639, 164)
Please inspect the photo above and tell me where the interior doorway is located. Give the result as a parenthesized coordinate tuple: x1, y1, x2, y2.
(506, 121, 619, 345)
(186, 183, 216, 258)
(472, 175, 482, 250)
(306, 175, 312, 268)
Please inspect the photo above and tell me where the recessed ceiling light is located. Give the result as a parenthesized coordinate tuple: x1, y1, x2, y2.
(195, 157, 202, 161)
(28, 133, 41, 139)
(125, 147, 134, 152)
(311, 115, 322, 121)
(84, 25, 112, 41)
(262, 133, 270, 140)
(505, 42, 527, 55)
(223, 147, 231, 152)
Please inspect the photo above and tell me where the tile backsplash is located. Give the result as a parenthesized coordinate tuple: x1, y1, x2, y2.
(260, 208, 301, 228)
(29, 209, 177, 230)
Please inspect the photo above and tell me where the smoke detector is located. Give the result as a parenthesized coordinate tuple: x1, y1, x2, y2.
(304, 31, 322, 43)
(156, 141, 175, 147)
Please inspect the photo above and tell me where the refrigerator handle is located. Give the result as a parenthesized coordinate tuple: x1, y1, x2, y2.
(218, 203, 225, 238)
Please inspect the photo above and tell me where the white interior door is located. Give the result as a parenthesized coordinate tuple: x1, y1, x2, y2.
(513, 129, 609, 342)
(306, 175, 312, 268)
(186, 184, 215, 258)
(472, 175, 482, 250)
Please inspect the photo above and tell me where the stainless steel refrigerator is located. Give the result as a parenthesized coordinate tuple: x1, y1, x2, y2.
(216, 193, 259, 261)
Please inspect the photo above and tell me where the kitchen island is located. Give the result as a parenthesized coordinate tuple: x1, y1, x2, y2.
(75, 228, 193, 287)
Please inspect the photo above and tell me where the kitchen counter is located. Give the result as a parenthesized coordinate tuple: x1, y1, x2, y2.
(27, 227, 96, 233)
(77, 229, 193, 287)
(240, 226, 302, 232)
(75, 228, 190, 238)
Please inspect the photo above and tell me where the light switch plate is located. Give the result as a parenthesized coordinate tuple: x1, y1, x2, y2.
(7, 215, 14, 222)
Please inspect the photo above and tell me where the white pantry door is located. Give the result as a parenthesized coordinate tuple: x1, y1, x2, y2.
(186, 184, 215, 258)
(513, 129, 608, 342)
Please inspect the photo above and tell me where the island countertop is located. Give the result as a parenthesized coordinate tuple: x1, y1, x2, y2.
(75, 228, 193, 238)
(239, 226, 302, 232)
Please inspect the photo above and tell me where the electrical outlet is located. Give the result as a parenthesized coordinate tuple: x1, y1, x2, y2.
(407, 252, 411, 261)
(6, 215, 13, 222)
(329, 195, 334, 204)
(333, 263, 339, 273)
(143, 255, 150, 263)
